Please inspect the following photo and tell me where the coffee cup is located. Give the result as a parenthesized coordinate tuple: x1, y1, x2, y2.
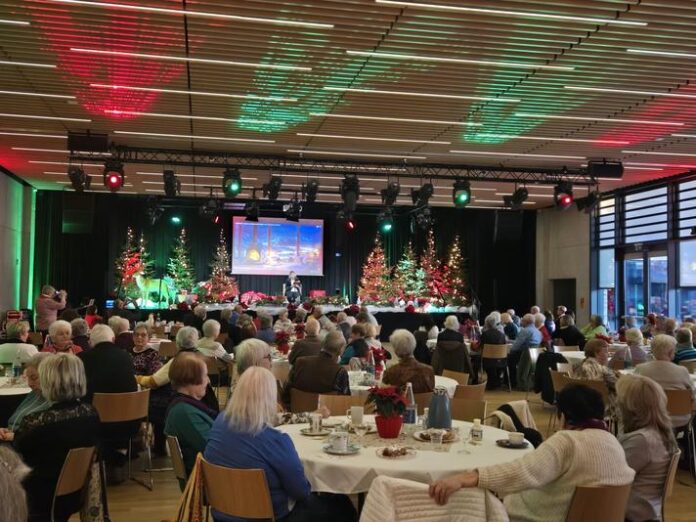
(508, 432, 525, 445)
(347, 406, 364, 425)
(329, 430, 349, 452)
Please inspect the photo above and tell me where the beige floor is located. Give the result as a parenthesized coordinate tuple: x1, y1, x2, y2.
(71, 387, 695, 522)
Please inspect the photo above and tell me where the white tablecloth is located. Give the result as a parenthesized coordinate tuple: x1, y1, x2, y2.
(0, 377, 31, 396)
(559, 351, 585, 365)
(350, 375, 458, 398)
(277, 415, 532, 494)
(620, 368, 696, 383)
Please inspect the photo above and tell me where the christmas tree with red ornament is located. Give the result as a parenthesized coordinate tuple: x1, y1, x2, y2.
(204, 230, 238, 302)
(114, 226, 144, 300)
(358, 236, 394, 304)
(421, 229, 451, 299)
(443, 234, 469, 305)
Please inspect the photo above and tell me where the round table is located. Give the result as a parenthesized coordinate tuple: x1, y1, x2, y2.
(0, 377, 31, 427)
(620, 367, 696, 384)
(559, 351, 585, 365)
(277, 415, 532, 494)
(350, 375, 458, 398)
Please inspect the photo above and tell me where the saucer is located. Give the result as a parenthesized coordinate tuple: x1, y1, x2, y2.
(300, 428, 331, 437)
(322, 443, 361, 455)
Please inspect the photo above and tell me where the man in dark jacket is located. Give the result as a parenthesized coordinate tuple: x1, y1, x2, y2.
(288, 318, 323, 365)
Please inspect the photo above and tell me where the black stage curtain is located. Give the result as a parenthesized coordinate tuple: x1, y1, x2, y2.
(33, 191, 536, 317)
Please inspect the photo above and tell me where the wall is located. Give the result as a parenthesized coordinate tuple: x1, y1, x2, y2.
(0, 171, 35, 313)
(536, 207, 590, 326)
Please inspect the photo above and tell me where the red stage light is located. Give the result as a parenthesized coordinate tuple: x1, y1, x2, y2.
(103, 160, 125, 192)
(346, 219, 356, 231)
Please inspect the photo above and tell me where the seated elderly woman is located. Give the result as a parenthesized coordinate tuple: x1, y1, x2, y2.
(552, 314, 586, 349)
(339, 323, 369, 366)
(635, 334, 696, 428)
(534, 313, 552, 348)
(70, 318, 91, 353)
(617, 374, 678, 522)
(571, 338, 618, 419)
(255, 313, 276, 345)
(580, 314, 608, 341)
(500, 312, 518, 341)
(480, 313, 506, 346)
(131, 322, 162, 377)
(365, 323, 391, 375)
(273, 309, 294, 335)
(197, 319, 233, 363)
(13, 353, 99, 522)
(429, 385, 635, 520)
(433, 316, 472, 378)
(108, 316, 133, 351)
(674, 327, 696, 364)
(0, 320, 38, 364)
(230, 313, 257, 349)
(204, 366, 355, 522)
(382, 329, 434, 393)
(41, 319, 82, 354)
(0, 353, 54, 439)
(288, 318, 322, 365)
(617, 327, 649, 365)
(437, 315, 464, 343)
(164, 352, 217, 488)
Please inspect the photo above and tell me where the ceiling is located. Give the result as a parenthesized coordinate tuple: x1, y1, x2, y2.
(3, 0, 696, 209)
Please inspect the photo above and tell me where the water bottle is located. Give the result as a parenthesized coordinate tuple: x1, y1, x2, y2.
(365, 350, 376, 382)
(470, 418, 483, 443)
(403, 382, 417, 425)
(12, 353, 22, 382)
(422, 407, 429, 430)
(427, 386, 452, 429)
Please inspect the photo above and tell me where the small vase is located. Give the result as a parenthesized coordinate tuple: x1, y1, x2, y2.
(375, 415, 403, 439)
(277, 343, 289, 355)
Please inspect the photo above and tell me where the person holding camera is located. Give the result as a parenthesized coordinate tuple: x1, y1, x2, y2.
(35, 285, 67, 334)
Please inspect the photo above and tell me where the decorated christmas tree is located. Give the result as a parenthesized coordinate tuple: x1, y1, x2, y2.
(167, 228, 196, 292)
(420, 229, 450, 299)
(358, 236, 394, 304)
(138, 232, 154, 279)
(444, 234, 468, 303)
(393, 241, 426, 299)
(114, 226, 143, 300)
(205, 230, 238, 302)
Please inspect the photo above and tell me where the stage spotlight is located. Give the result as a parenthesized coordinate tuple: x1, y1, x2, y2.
(452, 179, 471, 208)
(576, 190, 601, 214)
(411, 183, 434, 207)
(411, 206, 434, 232)
(222, 167, 242, 198)
(340, 174, 360, 213)
(163, 170, 181, 197)
(302, 179, 319, 203)
(170, 215, 182, 225)
(68, 166, 91, 192)
(244, 198, 259, 222)
(503, 187, 529, 211)
(284, 194, 303, 222)
(199, 197, 220, 222)
(263, 176, 283, 200)
(337, 209, 356, 231)
(146, 201, 163, 225)
(378, 209, 394, 233)
(381, 180, 401, 206)
(554, 181, 574, 209)
(103, 159, 125, 192)
(346, 218, 356, 231)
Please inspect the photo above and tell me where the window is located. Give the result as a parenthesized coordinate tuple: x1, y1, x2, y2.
(678, 180, 696, 238)
(597, 198, 615, 247)
(624, 187, 668, 243)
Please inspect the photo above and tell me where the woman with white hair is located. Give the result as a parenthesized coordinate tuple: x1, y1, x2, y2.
(14, 353, 99, 521)
(433, 315, 472, 378)
(534, 312, 552, 349)
(70, 318, 91, 352)
(382, 329, 434, 393)
(480, 313, 506, 346)
(273, 309, 294, 335)
(197, 319, 233, 363)
(204, 367, 355, 522)
(437, 315, 465, 343)
(42, 320, 82, 354)
(108, 316, 134, 351)
(137, 326, 202, 389)
(0, 321, 38, 364)
(623, 328, 649, 365)
(236, 338, 273, 376)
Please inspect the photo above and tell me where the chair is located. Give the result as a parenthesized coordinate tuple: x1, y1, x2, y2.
(170, 324, 182, 339)
(565, 484, 631, 522)
(432, 341, 473, 378)
(413, 392, 433, 415)
(52, 446, 96, 522)
(318, 394, 370, 416)
(27, 331, 43, 346)
(200, 456, 275, 521)
(152, 325, 166, 338)
(664, 389, 696, 480)
(555, 345, 580, 353)
(679, 360, 696, 373)
(158, 341, 178, 358)
(556, 363, 572, 374)
(166, 435, 188, 487)
(450, 399, 487, 422)
(442, 369, 469, 386)
(203, 356, 223, 401)
(547, 369, 571, 432)
(660, 450, 681, 520)
(525, 347, 544, 400)
(453, 383, 486, 400)
(560, 375, 610, 405)
(289, 388, 319, 413)
(481, 344, 510, 392)
(92, 389, 152, 490)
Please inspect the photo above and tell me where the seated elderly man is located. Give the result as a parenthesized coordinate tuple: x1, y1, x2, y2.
(289, 318, 322, 365)
(255, 314, 276, 345)
(0, 321, 38, 364)
(197, 319, 233, 363)
(635, 334, 696, 428)
(382, 329, 434, 394)
(508, 313, 542, 388)
(70, 318, 91, 353)
(108, 316, 133, 351)
(336, 312, 352, 342)
(674, 327, 696, 365)
(311, 305, 333, 331)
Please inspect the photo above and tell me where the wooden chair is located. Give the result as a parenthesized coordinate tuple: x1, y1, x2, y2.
(215, 333, 229, 344)
(450, 399, 487, 422)
(662, 450, 682, 521)
(565, 484, 631, 522)
(52, 446, 96, 522)
(200, 456, 275, 520)
(413, 392, 433, 415)
(453, 383, 486, 400)
(158, 341, 178, 358)
(92, 389, 152, 490)
(547, 369, 570, 432)
(557, 363, 573, 374)
(560, 375, 610, 405)
(556, 345, 580, 353)
(203, 356, 224, 401)
(481, 344, 510, 392)
(152, 325, 166, 338)
(170, 324, 182, 339)
(318, 394, 370, 416)
(289, 388, 318, 413)
(679, 360, 696, 373)
(442, 369, 469, 386)
(664, 388, 695, 480)
(525, 347, 544, 400)
(166, 435, 188, 487)
(27, 332, 43, 346)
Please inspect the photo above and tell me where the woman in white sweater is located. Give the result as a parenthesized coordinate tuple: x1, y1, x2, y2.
(429, 384, 635, 521)
(617, 374, 677, 522)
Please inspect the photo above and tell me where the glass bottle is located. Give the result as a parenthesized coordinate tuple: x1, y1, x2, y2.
(403, 382, 417, 424)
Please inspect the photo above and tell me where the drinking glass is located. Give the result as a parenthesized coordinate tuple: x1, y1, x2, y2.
(430, 429, 444, 452)
(353, 423, 369, 446)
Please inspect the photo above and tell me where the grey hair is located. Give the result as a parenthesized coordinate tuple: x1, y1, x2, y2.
(236, 314, 254, 328)
(220, 308, 233, 322)
(390, 329, 416, 358)
(305, 318, 320, 336)
(41, 285, 56, 296)
(521, 313, 535, 327)
(322, 331, 346, 356)
(0, 446, 30, 522)
(533, 313, 545, 327)
(484, 314, 499, 329)
(39, 352, 87, 402)
(133, 322, 151, 335)
(25, 352, 53, 369)
(444, 315, 460, 331)
(295, 308, 307, 320)
(259, 314, 273, 329)
(70, 318, 89, 337)
(107, 316, 129, 336)
(224, 367, 277, 436)
(236, 339, 271, 375)
(336, 311, 347, 322)
(676, 327, 693, 346)
(176, 326, 199, 350)
(202, 319, 221, 339)
(89, 324, 115, 347)
(193, 305, 207, 319)
(651, 334, 677, 360)
(6, 321, 30, 339)
(48, 320, 71, 338)
(625, 328, 643, 346)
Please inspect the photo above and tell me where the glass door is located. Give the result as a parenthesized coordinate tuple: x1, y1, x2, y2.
(624, 255, 645, 317)
(648, 252, 668, 315)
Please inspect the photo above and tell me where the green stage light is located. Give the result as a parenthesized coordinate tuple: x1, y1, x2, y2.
(222, 167, 242, 198)
(453, 180, 471, 208)
(378, 209, 394, 233)
(171, 216, 182, 225)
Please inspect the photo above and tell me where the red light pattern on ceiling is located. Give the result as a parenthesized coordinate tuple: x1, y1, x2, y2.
(29, 0, 187, 119)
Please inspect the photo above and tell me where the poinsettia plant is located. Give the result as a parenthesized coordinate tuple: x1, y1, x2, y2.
(275, 331, 290, 354)
(294, 322, 305, 339)
(366, 386, 407, 417)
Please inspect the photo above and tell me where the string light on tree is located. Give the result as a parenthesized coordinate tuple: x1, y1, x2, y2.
(420, 228, 451, 300)
(393, 241, 427, 299)
(167, 227, 196, 292)
(205, 229, 239, 302)
(113, 226, 143, 300)
(358, 236, 394, 304)
(444, 234, 469, 304)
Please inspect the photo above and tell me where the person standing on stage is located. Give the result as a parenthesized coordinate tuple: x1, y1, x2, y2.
(283, 271, 302, 304)
(35, 285, 67, 334)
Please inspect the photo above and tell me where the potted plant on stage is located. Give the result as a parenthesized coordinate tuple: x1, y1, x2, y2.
(366, 386, 407, 439)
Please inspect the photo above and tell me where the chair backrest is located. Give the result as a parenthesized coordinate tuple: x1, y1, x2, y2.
(442, 369, 469, 385)
(679, 359, 696, 373)
(413, 392, 433, 415)
(450, 399, 487, 422)
(215, 333, 229, 344)
(663, 450, 682, 504)
(565, 484, 631, 522)
(92, 389, 150, 423)
(158, 341, 179, 358)
(200, 456, 275, 520)
(549, 369, 569, 395)
(528, 347, 544, 367)
(556, 363, 572, 374)
(166, 436, 187, 483)
(289, 388, 319, 413)
(170, 324, 182, 338)
(152, 325, 166, 337)
(482, 344, 508, 359)
(664, 388, 693, 417)
(54, 446, 96, 497)
(561, 376, 610, 405)
(318, 394, 368, 416)
(453, 383, 486, 400)
(608, 358, 625, 371)
(203, 356, 221, 376)
(556, 345, 580, 353)
(27, 332, 43, 346)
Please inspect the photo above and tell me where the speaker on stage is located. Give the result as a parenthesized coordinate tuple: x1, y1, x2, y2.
(587, 160, 623, 179)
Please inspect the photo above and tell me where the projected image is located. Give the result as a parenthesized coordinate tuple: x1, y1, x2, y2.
(232, 217, 324, 276)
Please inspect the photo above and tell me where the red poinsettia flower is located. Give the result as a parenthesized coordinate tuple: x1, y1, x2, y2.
(366, 385, 407, 417)
(405, 304, 416, 313)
